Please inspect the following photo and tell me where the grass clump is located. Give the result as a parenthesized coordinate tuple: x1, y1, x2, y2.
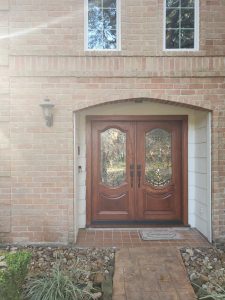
(198, 286, 225, 300)
(0, 251, 32, 300)
(23, 263, 95, 300)
(192, 282, 225, 300)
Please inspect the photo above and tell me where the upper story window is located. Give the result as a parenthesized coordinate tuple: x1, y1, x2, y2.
(86, 0, 120, 50)
(165, 0, 199, 50)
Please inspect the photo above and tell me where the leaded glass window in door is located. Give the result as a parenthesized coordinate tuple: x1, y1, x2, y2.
(100, 128, 126, 187)
(87, 0, 118, 50)
(145, 128, 172, 187)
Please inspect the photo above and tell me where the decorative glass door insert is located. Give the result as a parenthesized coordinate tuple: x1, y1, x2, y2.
(100, 128, 126, 187)
(145, 128, 172, 187)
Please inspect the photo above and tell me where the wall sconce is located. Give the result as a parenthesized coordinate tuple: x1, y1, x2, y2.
(40, 98, 55, 127)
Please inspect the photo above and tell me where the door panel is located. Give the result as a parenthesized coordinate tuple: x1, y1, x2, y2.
(92, 121, 135, 222)
(143, 186, 175, 212)
(136, 121, 182, 222)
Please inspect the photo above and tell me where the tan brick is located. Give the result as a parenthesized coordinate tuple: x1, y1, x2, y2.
(0, 0, 9, 11)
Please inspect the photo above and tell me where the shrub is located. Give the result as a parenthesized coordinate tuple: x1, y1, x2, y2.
(23, 263, 95, 300)
(0, 251, 32, 300)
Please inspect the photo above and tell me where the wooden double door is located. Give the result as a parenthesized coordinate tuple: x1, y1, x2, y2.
(87, 116, 188, 226)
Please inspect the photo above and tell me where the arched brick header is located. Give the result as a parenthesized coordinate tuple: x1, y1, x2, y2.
(74, 97, 213, 113)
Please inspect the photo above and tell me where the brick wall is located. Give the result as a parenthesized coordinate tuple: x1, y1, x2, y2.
(0, 0, 11, 242)
(0, 0, 224, 244)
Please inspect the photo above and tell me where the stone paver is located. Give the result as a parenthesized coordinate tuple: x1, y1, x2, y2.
(113, 247, 197, 300)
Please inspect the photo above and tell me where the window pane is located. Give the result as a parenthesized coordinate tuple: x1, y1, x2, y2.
(181, 8, 194, 28)
(181, 0, 194, 7)
(166, 9, 180, 29)
(101, 128, 126, 187)
(165, 0, 196, 49)
(166, 0, 180, 7)
(88, 8, 103, 29)
(103, 8, 117, 30)
(88, 31, 103, 49)
(166, 29, 179, 48)
(145, 129, 172, 187)
(88, 0, 102, 8)
(103, 30, 117, 49)
(103, 0, 116, 8)
(88, 8, 103, 49)
(88, 0, 117, 49)
(181, 29, 194, 48)
(103, 8, 117, 48)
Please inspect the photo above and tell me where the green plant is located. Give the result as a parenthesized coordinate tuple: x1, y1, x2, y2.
(192, 282, 225, 300)
(23, 263, 95, 300)
(198, 285, 225, 300)
(0, 251, 32, 300)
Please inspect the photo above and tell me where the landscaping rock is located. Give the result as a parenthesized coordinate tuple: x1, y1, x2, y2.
(2, 246, 115, 300)
(94, 272, 105, 284)
(92, 292, 102, 299)
(0, 261, 7, 268)
(181, 247, 225, 297)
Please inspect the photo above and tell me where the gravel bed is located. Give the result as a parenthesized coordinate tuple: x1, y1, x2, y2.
(1, 246, 115, 300)
(181, 247, 225, 299)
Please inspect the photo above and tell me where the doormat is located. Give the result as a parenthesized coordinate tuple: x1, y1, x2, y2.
(139, 229, 184, 240)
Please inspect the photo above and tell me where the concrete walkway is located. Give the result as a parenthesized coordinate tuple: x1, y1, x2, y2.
(113, 247, 197, 300)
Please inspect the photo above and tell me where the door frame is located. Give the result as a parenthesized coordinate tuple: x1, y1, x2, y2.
(86, 115, 188, 226)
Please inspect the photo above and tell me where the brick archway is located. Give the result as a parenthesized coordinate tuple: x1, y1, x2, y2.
(74, 97, 212, 114)
(74, 99, 212, 242)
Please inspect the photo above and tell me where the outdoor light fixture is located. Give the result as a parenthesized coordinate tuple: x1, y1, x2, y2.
(40, 98, 55, 127)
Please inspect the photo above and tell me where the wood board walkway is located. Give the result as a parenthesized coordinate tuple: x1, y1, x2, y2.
(113, 247, 197, 300)
(76, 228, 210, 300)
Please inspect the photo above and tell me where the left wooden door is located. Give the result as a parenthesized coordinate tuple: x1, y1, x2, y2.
(91, 121, 135, 223)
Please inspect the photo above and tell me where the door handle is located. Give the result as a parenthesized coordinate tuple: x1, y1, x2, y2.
(130, 164, 134, 188)
(137, 164, 141, 188)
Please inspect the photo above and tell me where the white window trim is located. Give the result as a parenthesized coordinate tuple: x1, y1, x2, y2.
(163, 0, 199, 52)
(84, 0, 121, 51)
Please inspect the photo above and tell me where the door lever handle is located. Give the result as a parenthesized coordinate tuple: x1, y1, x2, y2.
(137, 164, 141, 188)
(130, 164, 134, 188)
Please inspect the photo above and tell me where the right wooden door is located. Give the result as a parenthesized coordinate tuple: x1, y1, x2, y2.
(136, 121, 183, 222)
